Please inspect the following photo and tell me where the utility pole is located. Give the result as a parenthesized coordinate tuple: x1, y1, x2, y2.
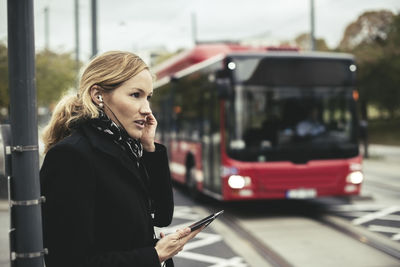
(310, 0, 316, 51)
(74, 0, 80, 89)
(191, 12, 198, 46)
(7, 0, 45, 266)
(44, 7, 49, 50)
(91, 0, 98, 57)
(74, 0, 80, 74)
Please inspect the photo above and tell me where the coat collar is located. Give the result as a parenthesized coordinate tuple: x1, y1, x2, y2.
(79, 122, 150, 194)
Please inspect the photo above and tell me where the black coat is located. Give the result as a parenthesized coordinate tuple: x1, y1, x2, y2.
(40, 122, 174, 267)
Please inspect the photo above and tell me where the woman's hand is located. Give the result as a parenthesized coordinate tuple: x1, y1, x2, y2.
(141, 113, 157, 152)
(155, 227, 203, 263)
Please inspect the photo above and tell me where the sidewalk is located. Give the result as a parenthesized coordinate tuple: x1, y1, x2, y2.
(365, 144, 400, 162)
(362, 144, 400, 185)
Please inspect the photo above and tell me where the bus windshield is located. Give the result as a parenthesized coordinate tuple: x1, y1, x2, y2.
(226, 57, 359, 163)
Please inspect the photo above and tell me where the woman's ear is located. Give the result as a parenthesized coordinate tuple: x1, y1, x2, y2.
(90, 85, 103, 106)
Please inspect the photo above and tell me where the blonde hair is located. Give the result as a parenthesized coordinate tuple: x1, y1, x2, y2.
(42, 51, 149, 153)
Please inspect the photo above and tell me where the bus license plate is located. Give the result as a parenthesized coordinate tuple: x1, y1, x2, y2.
(286, 189, 317, 199)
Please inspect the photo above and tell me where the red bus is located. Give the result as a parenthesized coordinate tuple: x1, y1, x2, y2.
(152, 43, 363, 201)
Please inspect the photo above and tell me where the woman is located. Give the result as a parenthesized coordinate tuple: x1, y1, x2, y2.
(40, 51, 200, 267)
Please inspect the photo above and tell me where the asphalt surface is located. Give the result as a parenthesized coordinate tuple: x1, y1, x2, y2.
(160, 191, 253, 267)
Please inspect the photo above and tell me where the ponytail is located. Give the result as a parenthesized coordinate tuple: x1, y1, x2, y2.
(42, 94, 96, 153)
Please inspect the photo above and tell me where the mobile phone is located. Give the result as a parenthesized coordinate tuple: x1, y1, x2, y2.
(189, 210, 224, 231)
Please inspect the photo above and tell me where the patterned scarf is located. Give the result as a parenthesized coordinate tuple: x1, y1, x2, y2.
(90, 110, 143, 163)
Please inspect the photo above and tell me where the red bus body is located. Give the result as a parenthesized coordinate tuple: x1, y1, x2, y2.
(154, 44, 363, 201)
(220, 154, 362, 201)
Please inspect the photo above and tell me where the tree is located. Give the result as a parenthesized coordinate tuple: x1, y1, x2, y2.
(338, 10, 400, 119)
(338, 10, 394, 51)
(0, 43, 8, 111)
(294, 33, 330, 51)
(36, 50, 77, 107)
(363, 13, 400, 118)
(359, 55, 400, 118)
(385, 11, 400, 56)
(0, 46, 77, 122)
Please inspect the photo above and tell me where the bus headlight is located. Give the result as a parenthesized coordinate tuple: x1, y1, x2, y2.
(346, 171, 363, 184)
(228, 175, 251, 189)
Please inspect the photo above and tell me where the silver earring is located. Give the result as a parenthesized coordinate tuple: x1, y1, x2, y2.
(99, 102, 104, 109)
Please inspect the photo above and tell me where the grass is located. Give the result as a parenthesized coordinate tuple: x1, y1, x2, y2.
(367, 118, 400, 146)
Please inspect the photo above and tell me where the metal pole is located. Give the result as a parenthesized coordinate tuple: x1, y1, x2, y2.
(7, 0, 45, 266)
(74, 0, 80, 89)
(44, 7, 49, 50)
(310, 0, 315, 51)
(91, 0, 98, 57)
(191, 12, 197, 45)
(75, 0, 80, 73)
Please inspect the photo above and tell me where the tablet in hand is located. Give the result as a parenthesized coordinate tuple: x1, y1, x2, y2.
(189, 210, 224, 231)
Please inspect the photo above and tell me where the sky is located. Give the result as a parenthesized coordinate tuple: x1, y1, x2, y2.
(1, 0, 400, 62)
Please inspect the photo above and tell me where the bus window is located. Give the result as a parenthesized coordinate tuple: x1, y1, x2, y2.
(227, 85, 358, 163)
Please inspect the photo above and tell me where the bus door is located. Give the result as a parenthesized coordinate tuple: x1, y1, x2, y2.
(202, 83, 221, 193)
(201, 85, 213, 192)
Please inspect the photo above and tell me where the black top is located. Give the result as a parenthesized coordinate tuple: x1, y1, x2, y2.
(40, 122, 174, 267)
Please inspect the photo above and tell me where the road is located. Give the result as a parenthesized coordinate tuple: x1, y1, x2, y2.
(163, 145, 400, 266)
(169, 186, 400, 266)
(325, 145, 400, 243)
(0, 144, 400, 266)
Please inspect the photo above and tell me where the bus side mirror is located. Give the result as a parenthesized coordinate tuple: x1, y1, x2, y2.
(215, 69, 232, 99)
